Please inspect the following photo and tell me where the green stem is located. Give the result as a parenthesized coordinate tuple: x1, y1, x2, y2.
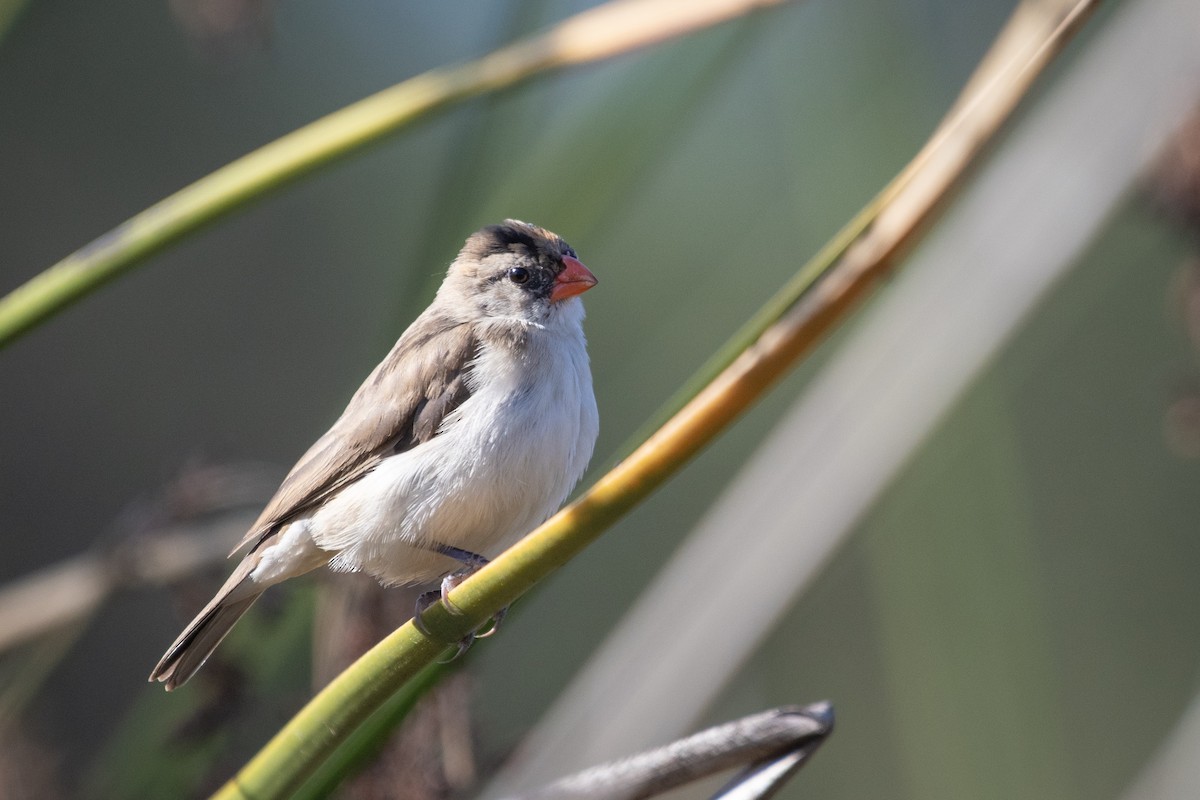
(0, 62, 535, 347)
(290, 662, 449, 800)
(0, 0, 794, 349)
(208, 1, 1096, 795)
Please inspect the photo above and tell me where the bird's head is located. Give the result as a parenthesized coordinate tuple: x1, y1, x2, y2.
(444, 220, 596, 327)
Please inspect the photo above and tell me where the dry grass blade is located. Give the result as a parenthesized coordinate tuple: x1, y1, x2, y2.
(0, 516, 254, 655)
(484, 0, 1104, 791)
(529, 0, 1097, 586)
(0, 464, 275, 655)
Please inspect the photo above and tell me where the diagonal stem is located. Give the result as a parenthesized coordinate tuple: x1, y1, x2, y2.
(0, 0, 794, 349)
(210, 1, 1098, 798)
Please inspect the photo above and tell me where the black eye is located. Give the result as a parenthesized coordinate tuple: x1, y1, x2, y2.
(507, 266, 530, 284)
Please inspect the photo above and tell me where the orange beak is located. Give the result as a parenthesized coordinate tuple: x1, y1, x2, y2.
(550, 255, 597, 302)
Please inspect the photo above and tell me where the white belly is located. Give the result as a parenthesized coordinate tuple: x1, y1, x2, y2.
(304, 322, 598, 586)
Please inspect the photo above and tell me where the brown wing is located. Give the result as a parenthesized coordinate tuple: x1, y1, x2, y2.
(232, 313, 477, 555)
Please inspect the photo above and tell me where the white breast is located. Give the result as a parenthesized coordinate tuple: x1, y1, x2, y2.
(306, 300, 598, 586)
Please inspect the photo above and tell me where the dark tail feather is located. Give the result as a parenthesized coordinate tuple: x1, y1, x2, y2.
(150, 566, 263, 691)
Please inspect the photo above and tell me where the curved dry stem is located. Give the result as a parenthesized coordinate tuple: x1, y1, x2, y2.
(210, 2, 1097, 798)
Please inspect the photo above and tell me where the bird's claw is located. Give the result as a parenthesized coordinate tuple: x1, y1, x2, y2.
(412, 559, 507, 655)
(475, 605, 507, 639)
(440, 632, 476, 664)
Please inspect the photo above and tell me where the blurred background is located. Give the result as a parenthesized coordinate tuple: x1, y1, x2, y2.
(2, 0, 1199, 798)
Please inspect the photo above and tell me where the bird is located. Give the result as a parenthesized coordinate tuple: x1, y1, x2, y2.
(150, 220, 599, 690)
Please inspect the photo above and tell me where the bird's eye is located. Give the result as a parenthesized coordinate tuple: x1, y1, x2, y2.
(507, 266, 530, 284)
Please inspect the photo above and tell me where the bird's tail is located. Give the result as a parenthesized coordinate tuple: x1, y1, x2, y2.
(149, 560, 263, 691)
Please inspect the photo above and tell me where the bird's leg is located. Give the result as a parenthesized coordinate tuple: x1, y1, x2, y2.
(411, 543, 507, 656)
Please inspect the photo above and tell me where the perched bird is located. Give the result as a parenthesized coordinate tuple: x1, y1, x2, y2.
(151, 220, 599, 690)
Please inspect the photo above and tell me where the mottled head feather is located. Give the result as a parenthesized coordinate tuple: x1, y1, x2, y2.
(456, 219, 576, 274)
(440, 220, 583, 327)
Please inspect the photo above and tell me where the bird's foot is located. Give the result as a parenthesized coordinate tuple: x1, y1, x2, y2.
(412, 547, 508, 659)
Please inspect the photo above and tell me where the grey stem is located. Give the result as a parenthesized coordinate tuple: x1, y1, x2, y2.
(504, 703, 833, 800)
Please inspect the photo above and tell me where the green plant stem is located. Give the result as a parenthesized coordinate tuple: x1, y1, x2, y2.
(0, 0, 794, 349)
(290, 662, 449, 800)
(211, 2, 1097, 797)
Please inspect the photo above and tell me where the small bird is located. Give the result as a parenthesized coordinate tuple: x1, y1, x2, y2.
(151, 220, 599, 690)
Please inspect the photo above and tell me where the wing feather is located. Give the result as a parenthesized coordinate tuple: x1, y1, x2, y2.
(232, 313, 477, 555)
